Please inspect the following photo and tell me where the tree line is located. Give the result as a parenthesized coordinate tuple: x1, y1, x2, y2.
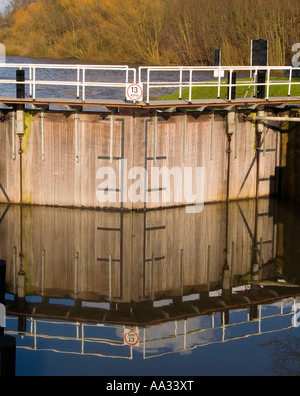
(0, 0, 299, 66)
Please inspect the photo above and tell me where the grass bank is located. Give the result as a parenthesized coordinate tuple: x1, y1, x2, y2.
(159, 77, 300, 101)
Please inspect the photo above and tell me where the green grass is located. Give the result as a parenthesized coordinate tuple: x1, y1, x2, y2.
(159, 77, 300, 101)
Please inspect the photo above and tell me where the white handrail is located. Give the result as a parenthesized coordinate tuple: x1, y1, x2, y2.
(0, 63, 299, 103)
(139, 65, 300, 104)
(0, 63, 137, 101)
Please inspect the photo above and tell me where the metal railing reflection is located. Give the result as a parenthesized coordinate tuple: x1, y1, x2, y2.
(5, 296, 300, 360)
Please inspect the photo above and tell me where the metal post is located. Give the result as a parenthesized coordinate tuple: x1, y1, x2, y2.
(18, 133, 23, 204)
(189, 69, 193, 103)
(227, 71, 236, 101)
(12, 112, 16, 160)
(257, 70, 266, 99)
(16, 70, 25, 99)
(82, 68, 86, 102)
(210, 110, 214, 160)
(179, 68, 183, 100)
(110, 113, 115, 165)
(77, 67, 80, 99)
(153, 112, 157, 165)
(41, 112, 45, 161)
(147, 68, 150, 104)
(266, 69, 271, 100)
(182, 111, 187, 162)
(218, 71, 222, 99)
(32, 67, 36, 100)
(75, 112, 79, 163)
(288, 68, 292, 97)
(29, 67, 33, 98)
(213, 50, 222, 67)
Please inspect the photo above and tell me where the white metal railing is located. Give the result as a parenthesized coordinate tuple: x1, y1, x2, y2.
(0, 63, 299, 104)
(139, 65, 300, 104)
(0, 63, 137, 102)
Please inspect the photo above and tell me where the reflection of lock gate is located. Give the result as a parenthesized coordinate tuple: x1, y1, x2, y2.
(96, 117, 167, 302)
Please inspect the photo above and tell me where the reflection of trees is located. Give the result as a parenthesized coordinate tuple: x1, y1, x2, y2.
(262, 333, 300, 376)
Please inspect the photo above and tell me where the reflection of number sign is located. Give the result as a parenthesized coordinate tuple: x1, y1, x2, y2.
(124, 329, 139, 346)
(126, 84, 143, 101)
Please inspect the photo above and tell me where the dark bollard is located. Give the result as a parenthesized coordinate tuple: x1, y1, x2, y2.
(0, 336, 16, 377)
(16, 70, 25, 99)
(257, 70, 266, 99)
(213, 49, 222, 67)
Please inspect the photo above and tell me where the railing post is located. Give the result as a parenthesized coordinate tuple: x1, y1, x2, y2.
(217, 68, 222, 99)
(32, 67, 36, 100)
(288, 68, 292, 97)
(77, 67, 80, 99)
(82, 68, 86, 102)
(29, 67, 33, 98)
(266, 69, 271, 100)
(147, 68, 150, 104)
(179, 67, 183, 100)
(189, 69, 193, 103)
(227, 70, 236, 101)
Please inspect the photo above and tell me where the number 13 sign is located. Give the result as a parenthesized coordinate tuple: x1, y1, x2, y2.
(124, 329, 139, 346)
(126, 84, 143, 102)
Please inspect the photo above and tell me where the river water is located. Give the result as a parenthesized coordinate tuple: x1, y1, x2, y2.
(1, 197, 300, 377)
(1, 57, 300, 377)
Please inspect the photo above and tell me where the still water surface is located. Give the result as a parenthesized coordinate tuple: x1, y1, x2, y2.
(1, 197, 300, 376)
(1, 57, 300, 377)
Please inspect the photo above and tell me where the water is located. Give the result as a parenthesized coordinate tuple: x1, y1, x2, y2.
(0, 56, 219, 102)
(1, 197, 300, 377)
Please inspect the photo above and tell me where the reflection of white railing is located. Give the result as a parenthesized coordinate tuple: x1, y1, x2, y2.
(6, 319, 133, 359)
(0, 63, 137, 102)
(138, 65, 300, 104)
(142, 297, 300, 359)
(5, 297, 300, 360)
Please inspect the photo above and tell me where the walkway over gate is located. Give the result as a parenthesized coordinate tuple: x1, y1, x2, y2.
(0, 63, 299, 108)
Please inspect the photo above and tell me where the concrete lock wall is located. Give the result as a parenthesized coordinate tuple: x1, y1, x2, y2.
(0, 108, 281, 209)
